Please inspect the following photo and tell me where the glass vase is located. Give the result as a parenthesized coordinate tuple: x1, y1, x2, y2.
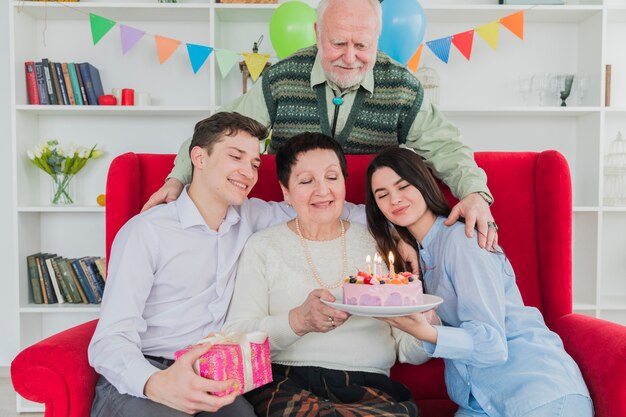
(50, 174, 75, 205)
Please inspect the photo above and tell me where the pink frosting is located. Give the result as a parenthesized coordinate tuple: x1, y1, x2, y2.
(342, 280, 424, 306)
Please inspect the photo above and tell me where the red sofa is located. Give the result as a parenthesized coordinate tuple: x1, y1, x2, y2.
(12, 151, 626, 417)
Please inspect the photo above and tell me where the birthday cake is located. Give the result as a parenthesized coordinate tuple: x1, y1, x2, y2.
(342, 271, 423, 307)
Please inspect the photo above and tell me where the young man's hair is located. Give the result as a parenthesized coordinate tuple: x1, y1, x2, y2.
(189, 111, 268, 157)
(275, 132, 348, 188)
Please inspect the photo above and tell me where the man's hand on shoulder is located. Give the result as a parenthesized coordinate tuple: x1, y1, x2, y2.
(143, 343, 238, 414)
(141, 178, 184, 212)
(444, 192, 498, 251)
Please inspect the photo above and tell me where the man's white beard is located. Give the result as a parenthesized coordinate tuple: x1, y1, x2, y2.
(326, 68, 366, 90)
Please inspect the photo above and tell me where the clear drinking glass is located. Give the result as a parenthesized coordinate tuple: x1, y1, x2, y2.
(518, 75, 532, 105)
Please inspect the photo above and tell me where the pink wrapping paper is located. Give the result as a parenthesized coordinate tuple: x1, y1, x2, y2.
(174, 332, 272, 396)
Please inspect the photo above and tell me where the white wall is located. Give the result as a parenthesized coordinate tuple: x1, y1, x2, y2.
(1, 2, 18, 366)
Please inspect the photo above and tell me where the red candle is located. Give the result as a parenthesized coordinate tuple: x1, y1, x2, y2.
(121, 88, 135, 106)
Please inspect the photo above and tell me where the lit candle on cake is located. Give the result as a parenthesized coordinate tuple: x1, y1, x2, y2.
(388, 252, 395, 279)
(377, 254, 383, 277)
(366, 255, 372, 276)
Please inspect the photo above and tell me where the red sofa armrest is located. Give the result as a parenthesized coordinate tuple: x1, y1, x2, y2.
(552, 313, 626, 417)
(10, 320, 99, 417)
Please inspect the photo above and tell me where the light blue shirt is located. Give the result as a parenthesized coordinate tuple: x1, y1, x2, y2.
(420, 217, 590, 417)
(88, 187, 364, 398)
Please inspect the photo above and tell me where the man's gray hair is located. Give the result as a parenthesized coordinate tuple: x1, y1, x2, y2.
(316, 0, 383, 35)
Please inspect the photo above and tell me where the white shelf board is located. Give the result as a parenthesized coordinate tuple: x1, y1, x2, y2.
(605, 107, 626, 114)
(424, 5, 602, 24)
(20, 304, 100, 313)
(18, 205, 105, 213)
(13, 1, 211, 21)
(602, 206, 626, 212)
(15, 105, 215, 116)
(441, 106, 599, 117)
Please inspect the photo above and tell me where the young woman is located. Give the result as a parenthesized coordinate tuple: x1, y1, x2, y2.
(365, 147, 593, 417)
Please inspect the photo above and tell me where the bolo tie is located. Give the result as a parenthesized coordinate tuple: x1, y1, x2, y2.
(330, 93, 344, 138)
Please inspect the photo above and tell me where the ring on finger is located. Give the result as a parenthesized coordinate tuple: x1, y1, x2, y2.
(487, 221, 498, 232)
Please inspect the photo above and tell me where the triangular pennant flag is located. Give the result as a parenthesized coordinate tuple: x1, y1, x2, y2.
(215, 49, 239, 78)
(120, 25, 145, 55)
(155, 35, 181, 64)
(242, 52, 270, 82)
(187, 44, 214, 74)
(426, 37, 453, 64)
(90, 14, 116, 46)
(407, 44, 423, 73)
(452, 30, 474, 61)
(476, 21, 500, 51)
(500, 11, 524, 40)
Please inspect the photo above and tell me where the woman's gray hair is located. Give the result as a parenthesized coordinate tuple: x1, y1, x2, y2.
(316, 0, 382, 36)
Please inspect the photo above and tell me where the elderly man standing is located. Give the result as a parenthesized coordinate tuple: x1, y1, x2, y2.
(144, 0, 499, 250)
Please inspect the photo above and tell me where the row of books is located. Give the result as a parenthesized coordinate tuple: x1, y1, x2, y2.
(25, 60, 105, 106)
(26, 253, 107, 305)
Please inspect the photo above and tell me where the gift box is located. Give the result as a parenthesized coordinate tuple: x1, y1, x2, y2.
(174, 332, 272, 396)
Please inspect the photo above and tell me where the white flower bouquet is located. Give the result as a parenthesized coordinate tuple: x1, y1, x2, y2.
(27, 140, 103, 205)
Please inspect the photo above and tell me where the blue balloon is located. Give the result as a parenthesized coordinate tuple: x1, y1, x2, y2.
(379, 0, 426, 65)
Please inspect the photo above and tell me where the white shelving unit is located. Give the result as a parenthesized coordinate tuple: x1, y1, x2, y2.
(7, 0, 626, 411)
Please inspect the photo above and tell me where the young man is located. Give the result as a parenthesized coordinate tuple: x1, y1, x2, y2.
(88, 112, 296, 417)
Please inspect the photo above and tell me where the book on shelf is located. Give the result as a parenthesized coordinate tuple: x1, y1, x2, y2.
(41, 58, 58, 105)
(67, 63, 84, 105)
(33, 62, 49, 105)
(70, 259, 99, 304)
(78, 62, 104, 105)
(49, 61, 64, 106)
(78, 258, 103, 302)
(51, 256, 77, 303)
(26, 254, 43, 304)
(57, 258, 87, 304)
(74, 63, 89, 105)
(54, 62, 70, 105)
(95, 257, 107, 282)
(61, 63, 77, 105)
(24, 62, 39, 105)
(44, 255, 65, 304)
(35, 254, 57, 304)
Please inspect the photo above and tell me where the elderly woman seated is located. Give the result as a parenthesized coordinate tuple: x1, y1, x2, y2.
(223, 132, 433, 417)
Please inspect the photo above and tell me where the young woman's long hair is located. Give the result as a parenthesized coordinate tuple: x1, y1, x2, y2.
(365, 147, 451, 272)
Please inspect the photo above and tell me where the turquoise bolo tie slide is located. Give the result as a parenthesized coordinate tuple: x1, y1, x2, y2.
(332, 97, 344, 106)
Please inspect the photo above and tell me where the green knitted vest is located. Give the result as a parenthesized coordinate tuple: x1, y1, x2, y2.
(262, 46, 423, 153)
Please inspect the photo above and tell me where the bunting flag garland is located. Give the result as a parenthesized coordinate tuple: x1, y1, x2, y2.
(187, 44, 214, 74)
(407, 44, 423, 73)
(476, 21, 500, 51)
(500, 11, 525, 40)
(452, 30, 474, 61)
(79, 4, 525, 76)
(155, 35, 181, 64)
(215, 49, 240, 78)
(243, 52, 270, 82)
(120, 25, 145, 55)
(89, 14, 116, 46)
(426, 37, 452, 64)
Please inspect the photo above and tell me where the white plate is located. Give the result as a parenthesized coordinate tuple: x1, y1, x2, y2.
(321, 294, 443, 317)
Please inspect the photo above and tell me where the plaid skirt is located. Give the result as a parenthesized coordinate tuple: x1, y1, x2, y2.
(245, 364, 419, 417)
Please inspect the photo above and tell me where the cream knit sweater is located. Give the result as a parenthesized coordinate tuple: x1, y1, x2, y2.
(224, 222, 428, 376)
